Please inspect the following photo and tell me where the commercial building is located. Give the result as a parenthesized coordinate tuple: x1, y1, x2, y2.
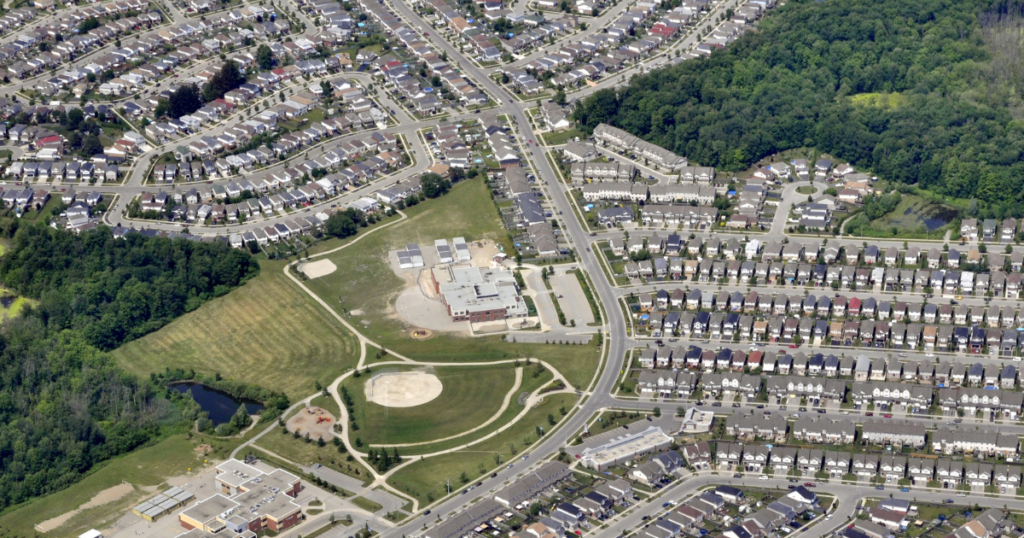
(579, 426, 673, 471)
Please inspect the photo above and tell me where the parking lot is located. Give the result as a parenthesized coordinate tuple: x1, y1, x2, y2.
(549, 267, 595, 327)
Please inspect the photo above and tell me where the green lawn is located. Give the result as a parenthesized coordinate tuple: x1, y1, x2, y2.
(796, 186, 818, 195)
(110, 259, 360, 400)
(386, 393, 576, 505)
(344, 364, 517, 446)
(255, 428, 373, 490)
(351, 496, 384, 513)
(349, 363, 554, 456)
(540, 128, 584, 146)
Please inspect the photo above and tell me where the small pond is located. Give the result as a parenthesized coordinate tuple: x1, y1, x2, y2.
(171, 382, 264, 425)
(0, 296, 14, 309)
(902, 204, 958, 231)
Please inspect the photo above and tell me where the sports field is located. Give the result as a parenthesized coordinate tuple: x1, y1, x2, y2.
(110, 259, 360, 399)
(344, 365, 517, 446)
(386, 393, 576, 505)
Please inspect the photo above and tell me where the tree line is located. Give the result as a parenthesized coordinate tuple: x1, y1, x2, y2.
(572, 0, 1024, 218)
(0, 222, 260, 511)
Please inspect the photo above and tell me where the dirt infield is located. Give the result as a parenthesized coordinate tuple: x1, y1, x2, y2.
(286, 406, 336, 440)
(301, 259, 338, 278)
(36, 483, 135, 533)
(365, 371, 443, 408)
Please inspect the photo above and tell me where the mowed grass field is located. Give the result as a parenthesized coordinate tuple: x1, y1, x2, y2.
(110, 259, 360, 399)
(344, 365, 517, 447)
(386, 393, 576, 505)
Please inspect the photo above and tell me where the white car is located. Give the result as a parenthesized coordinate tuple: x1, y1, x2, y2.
(759, 475, 769, 480)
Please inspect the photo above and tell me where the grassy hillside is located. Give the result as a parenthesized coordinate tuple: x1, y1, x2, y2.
(111, 259, 360, 399)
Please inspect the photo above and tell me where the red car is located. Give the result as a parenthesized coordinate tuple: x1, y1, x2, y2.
(883, 414, 893, 418)
(804, 483, 816, 487)
(788, 344, 798, 349)
(574, 532, 582, 536)
(865, 412, 874, 416)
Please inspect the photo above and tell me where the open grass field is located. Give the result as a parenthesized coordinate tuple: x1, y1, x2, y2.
(110, 259, 360, 399)
(0, 433, 247, 538)
(386, 393, 576, 505)
(540, 128, 583, 146)
(255, 427, 373, 489)
(344, 364, 517, 446)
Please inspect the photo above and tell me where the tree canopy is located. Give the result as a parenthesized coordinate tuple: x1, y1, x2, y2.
(573, 0, 1024, 217)
(202, 62, 246, 102)
(420, 173, 451, 198)
(0, 224, 260, 350)
(166, 84, 204, 118)
(325, 208, 366, 238)
(256, 44, 274, 70)
(0, 223, 260, 512)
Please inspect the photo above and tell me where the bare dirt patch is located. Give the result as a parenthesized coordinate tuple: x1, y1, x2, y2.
(409, 328, 434, 339)
(36, 483, 135, 533)
(286, 406, 337, 441)
(301, 259, 338, 278)
(364, 371, 443, 408)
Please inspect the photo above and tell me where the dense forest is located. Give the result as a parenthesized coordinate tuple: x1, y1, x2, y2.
(0, 223, 260, 511)
(572, 0, 1024, 217)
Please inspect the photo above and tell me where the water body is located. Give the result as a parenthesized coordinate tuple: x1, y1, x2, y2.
(171, 382, 264, 425)
(922, 206, 958, 231)
(902, 204, 957, 231)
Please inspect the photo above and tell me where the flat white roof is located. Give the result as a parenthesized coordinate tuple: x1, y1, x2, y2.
(215, 459, 265, 488)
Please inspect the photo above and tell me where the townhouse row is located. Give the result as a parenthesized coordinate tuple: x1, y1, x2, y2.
(638, 345, 1023, 388)
(706, 439, 1018, 489)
